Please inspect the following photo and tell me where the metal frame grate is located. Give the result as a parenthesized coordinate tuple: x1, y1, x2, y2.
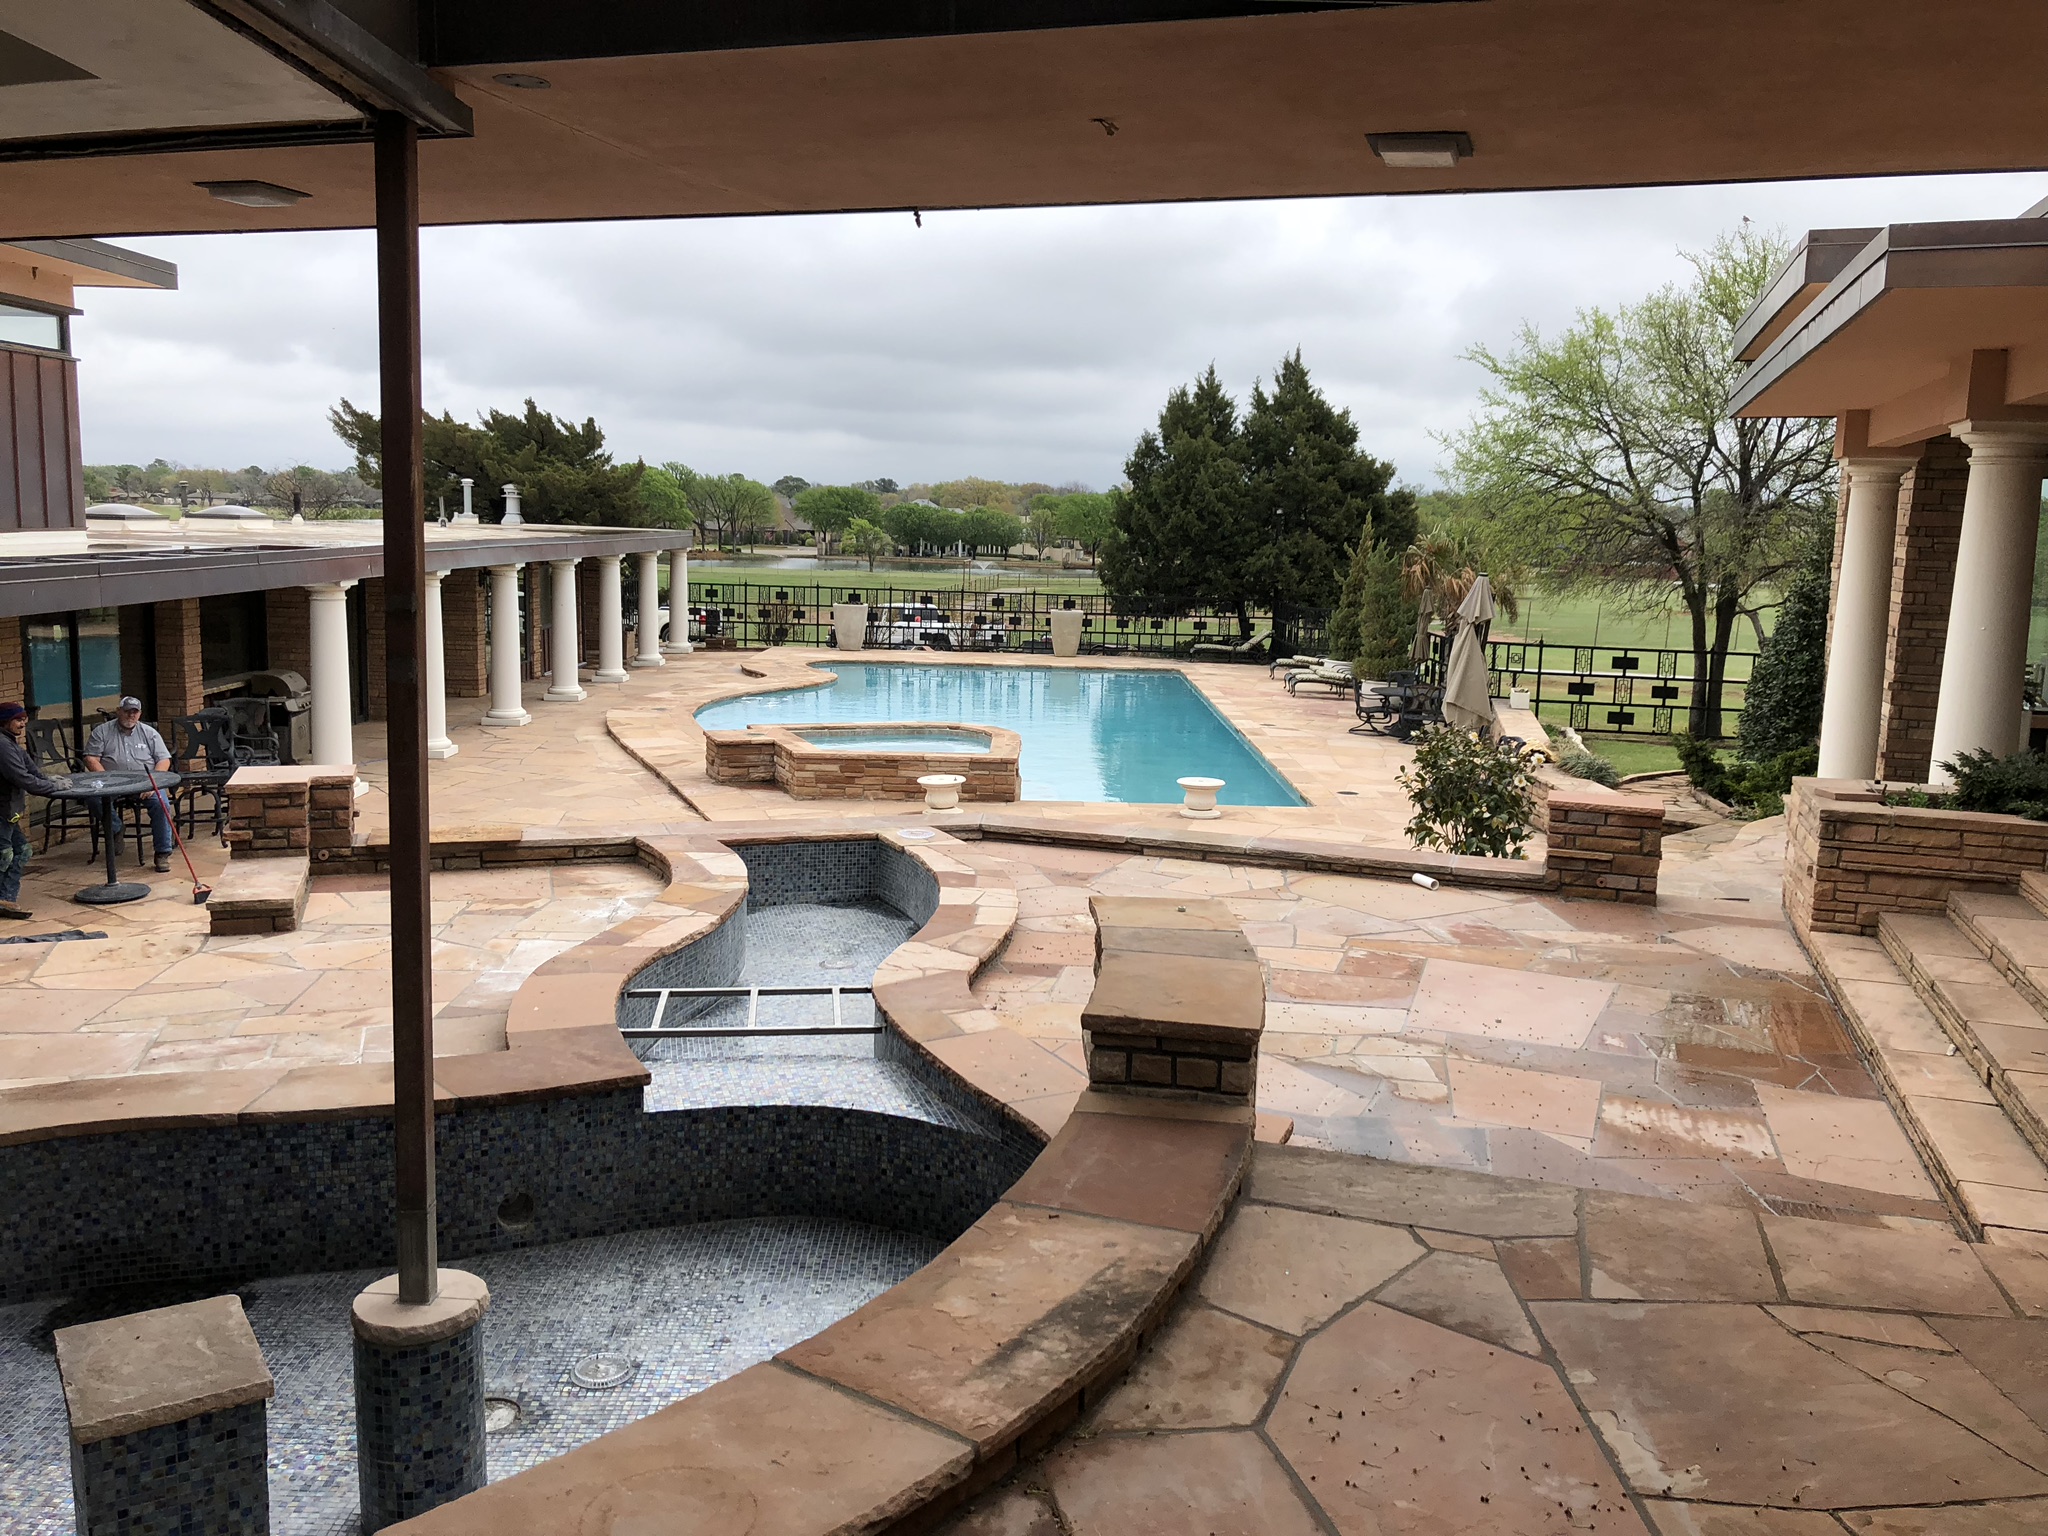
(619, 984, 881, 1038)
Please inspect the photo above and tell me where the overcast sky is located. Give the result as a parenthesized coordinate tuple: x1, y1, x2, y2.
(73, 171, 2048, 495)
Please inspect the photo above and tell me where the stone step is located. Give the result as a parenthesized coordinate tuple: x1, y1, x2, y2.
(1948, 886, 2048, 1021)
(2023, 867, 2048, 920)
(1810, 929, 2048, 1240)
(1877, 910, 2048, 1188)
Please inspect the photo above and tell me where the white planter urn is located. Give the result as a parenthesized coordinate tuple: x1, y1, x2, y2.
(919, 773, 966, 812)
(1049, 607, 1084, 657)
(1177, 776, 1225, 819)
(1508, 686, 1531, 711)
(832, 603, 869, 652)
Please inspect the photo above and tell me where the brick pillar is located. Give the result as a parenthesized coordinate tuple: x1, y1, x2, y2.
(441, 569, 488, 698)
(155, 598, 205, 723)
(0, 614, 26, 703)
(266, 587, 312, 679)
(1877, 433, 1970, 782)
(361, 576, 388, 721)
(527, 565, 547, 681)
(577, 560, 600, 661)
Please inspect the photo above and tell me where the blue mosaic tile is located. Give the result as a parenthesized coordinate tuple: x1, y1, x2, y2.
(354, 1321, 485, 1531)
(70, 1399, 268, 1536)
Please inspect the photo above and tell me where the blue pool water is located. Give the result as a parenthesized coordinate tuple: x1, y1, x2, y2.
(794, 727, 990, 755)
(696, 663, 1305, 806)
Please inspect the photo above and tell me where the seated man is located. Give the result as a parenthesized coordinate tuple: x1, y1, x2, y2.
(0, 701, 67, 919)
(84, 696, 175, 874)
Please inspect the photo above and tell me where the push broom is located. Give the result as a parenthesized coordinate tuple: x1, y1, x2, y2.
(141, 761, 211, 904)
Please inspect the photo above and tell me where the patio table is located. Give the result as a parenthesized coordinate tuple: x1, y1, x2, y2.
(45, 770, 181, 906)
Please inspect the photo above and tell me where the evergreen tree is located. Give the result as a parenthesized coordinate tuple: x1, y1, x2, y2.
(1739, 533, 1832, 761)
(1326, 518, 1418, 676)
(1100, 366, 1253, 618)
(1241, 350, 1415, 650)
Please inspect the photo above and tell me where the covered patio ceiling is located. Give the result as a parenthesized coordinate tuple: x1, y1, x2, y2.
(2, 0, 2047, 238)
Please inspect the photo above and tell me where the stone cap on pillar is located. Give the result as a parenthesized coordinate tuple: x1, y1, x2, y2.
(55, 1295, 274, 1445)
(351, 1269, 491, 1349)
(1084, 895, 1266, 1042)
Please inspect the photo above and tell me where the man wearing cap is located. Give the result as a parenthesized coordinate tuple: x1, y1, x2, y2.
(85, 697, 176, 874)
(0, 702, 67, 918)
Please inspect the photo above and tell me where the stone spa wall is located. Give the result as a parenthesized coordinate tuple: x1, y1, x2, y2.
(0, 835, 1036, 1304)
(704, 722, 1022, 801)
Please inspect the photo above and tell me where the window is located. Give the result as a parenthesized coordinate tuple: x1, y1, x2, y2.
(0, 302, 65, 353)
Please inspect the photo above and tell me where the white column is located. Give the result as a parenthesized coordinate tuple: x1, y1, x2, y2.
(1927, 424, 2048, 784)
(633, 552, 665, 667)
(545, 558, 586, 701)
(662, 547, 693, 653)
(306, 580, 356, 767)
(593, 554, 630, 683)
(1816, 460, 1910, 780)
(482, 563, 531, 727)
(423, 569, 458, 760)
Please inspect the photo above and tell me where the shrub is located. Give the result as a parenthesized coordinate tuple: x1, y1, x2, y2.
(1676, 730, 1816, 816)
(1399, 726, 1537, 859)
(1942, 749, 2048, 822)
(1555, 743, 1622, 788)
(1739, 537, 1832, 762)
(1327, 516, 1416, 678)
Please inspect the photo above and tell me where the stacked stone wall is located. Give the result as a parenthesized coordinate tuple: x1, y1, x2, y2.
(0, 616, 22, 704)
(442, 570, 488, 698)
(226, 766, 356, 860)
(1543, 789, 1663, 905)
(1878, 433, 1970, 782)
(154, 598, 205, 724)
(265, 588, 311, 679)
(702, 724, 1022, 801)
(1784, 777, 2048, 935)
(362, 576, 387, 721)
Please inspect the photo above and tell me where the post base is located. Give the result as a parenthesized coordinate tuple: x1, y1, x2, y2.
(352, 1270, 490, 1533)
(631, 654, 666, 668)
(544, 686, 587, 703)
(592, 669, 630, 684)
(425, 741, 459, 760)
(480, 710, 531, 728)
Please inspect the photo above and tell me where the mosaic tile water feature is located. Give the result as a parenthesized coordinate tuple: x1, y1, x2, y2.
(0, 1218, 941, 1535)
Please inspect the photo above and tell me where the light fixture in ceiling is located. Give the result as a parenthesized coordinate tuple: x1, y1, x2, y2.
(1367, 131, 1473, 169)
(493, 73, 551, 89)
(196, 180, 312, 208)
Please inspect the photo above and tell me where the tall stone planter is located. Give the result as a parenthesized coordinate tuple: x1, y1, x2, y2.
(832, 603, 869, 652)
(1049, 607, 1084, 658)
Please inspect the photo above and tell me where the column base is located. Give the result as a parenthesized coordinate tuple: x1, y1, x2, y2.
(631, 654, 666, 668)
(662, 641, 694, 654)
(352, 1270, 490, 1534)
(544, 685, 587, 703)
(426, 740, 459, 760)
(481, 709, 531, 728)
(592, 669, 631, 684)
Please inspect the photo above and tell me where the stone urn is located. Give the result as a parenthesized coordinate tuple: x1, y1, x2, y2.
(1178, 776, 1225, 819)
(919, 773, 966, 812)
(1049, 607, 1084, 658)
(832, 602, 870, 652)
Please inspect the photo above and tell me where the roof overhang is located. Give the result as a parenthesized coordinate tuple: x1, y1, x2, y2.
(0, 238, 176, 290)
(1730, 220, 2048, 446)
(1730, 228, 1878, 362)
(2, 0, 2048, 237)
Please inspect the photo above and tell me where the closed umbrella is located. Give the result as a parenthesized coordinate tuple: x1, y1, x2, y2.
(1442, 576, 1498, 737)
(1409, 591, 1435, 665)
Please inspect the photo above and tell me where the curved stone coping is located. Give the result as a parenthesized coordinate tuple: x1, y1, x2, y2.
(0, 819, 1054, 1149)
(703, 719, 1024, 802)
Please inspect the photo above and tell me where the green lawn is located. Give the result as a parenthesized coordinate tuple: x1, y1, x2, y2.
(1572, 735, 1682, 777)
(1498, 587, 1778, 652)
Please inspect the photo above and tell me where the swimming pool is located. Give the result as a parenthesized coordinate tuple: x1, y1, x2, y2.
(695, 663, 1305, 805)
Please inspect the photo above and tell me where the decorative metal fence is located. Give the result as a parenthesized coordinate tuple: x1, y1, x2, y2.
(684, 580, 1325, 658)
(1484, 638, 1759, 737)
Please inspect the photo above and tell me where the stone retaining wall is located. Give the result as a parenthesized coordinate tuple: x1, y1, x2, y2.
(1785, 776, 2048, 935)
(1542, 788, 1665, 905)
(225, 766, 357, 860)
(704, 722, 1021, 801)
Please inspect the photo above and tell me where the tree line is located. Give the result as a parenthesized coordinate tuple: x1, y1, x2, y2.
(84, 459, 380, 517)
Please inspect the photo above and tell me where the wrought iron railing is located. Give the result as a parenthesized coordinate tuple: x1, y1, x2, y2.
(684, 580, 1324, 658)
(1484, 639, 1759, 737)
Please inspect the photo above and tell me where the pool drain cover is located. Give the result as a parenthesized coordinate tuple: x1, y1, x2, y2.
(485, 1396, 520, 1432)
(897, 827, 936, 840)
(570, 1354, 636, 1390)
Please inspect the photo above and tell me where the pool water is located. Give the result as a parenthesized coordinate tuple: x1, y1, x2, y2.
(792, 726, 990, 755)
(696, 663, 1305, 805)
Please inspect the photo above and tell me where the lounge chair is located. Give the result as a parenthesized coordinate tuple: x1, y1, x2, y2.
(1189, 626, 1270, 661)
(1269, 653, 1324, 679)
(1285, 659, 1354, 695)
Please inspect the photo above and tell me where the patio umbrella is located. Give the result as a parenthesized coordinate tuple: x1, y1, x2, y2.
(1441, 581, 1498, 737)
(1409, 592, 1436, 665)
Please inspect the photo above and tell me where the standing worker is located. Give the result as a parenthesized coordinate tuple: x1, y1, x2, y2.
(0, 702, 66, 919)
(84, 696, 176, 874)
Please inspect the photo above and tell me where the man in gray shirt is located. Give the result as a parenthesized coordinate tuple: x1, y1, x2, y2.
(85, 696, 175, 872)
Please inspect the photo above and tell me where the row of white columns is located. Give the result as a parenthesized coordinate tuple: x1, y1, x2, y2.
(1819, 424, 2048, 785)
(302, 548, 691, 764)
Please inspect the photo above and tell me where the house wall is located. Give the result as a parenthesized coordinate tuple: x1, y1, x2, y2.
(0, 348, 82, 535)
(442, 569, 488, 698)
(1877, 433, 1971, 783)
(0, 614, 22, 702)
(265, 587, 312, 680)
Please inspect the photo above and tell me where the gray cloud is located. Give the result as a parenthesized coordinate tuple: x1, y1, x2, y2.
(74, 171, 2048, 491)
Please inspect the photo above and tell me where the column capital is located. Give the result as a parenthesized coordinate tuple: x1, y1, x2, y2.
(306, 579, 357, 598)
(1954, 419, 2048, 462)
(487, 560, 523, 576)
(423, 567, 447, 585)
(1839, 456, 1915, 486)
(549, 556, 578, 572)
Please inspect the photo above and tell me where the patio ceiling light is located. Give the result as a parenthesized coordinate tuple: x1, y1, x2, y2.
(197, 180, 310, 208)
(1367, 131, 1473, 169)
(493, 73, 552, 89)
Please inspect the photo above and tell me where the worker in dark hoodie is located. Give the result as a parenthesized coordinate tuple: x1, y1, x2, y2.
(0, 702, 67, 919)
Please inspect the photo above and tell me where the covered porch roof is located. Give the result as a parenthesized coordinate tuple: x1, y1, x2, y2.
(1729, 216, 2048, 445)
